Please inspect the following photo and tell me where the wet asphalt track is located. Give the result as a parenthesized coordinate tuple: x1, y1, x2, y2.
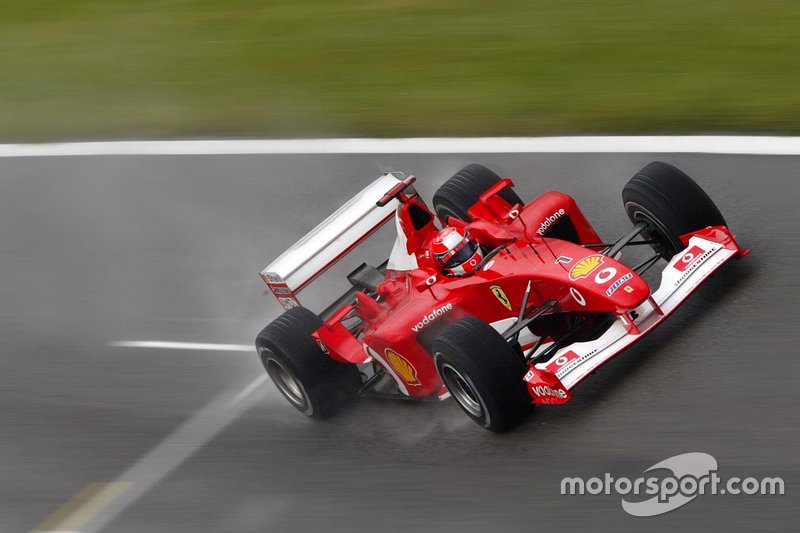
(0, 152, 798, 532)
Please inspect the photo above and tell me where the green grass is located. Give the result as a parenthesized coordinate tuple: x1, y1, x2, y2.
(1, 0, 800, 140)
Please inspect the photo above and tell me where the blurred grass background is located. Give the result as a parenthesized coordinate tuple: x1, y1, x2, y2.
(1, 0, 799, 141)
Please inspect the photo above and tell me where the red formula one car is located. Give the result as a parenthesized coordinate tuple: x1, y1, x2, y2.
(256, 162, 748, 431)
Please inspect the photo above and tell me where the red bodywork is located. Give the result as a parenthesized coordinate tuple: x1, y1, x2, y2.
(313, 180, 664, 399)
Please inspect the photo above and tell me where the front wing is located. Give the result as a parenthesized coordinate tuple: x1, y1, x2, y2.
(524, 226, 748, 404)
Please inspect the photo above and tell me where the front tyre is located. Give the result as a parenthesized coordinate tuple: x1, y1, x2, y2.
(433, 317, 530, 432)
(622, 161, 727, 259)
(256, 307, 359, 420)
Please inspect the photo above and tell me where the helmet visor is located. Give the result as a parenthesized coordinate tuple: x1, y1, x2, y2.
(442, 239, 479, 269)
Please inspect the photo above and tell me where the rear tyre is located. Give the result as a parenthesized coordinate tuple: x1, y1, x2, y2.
(622, 161, 727, 259)
(432, 163, 523, 223)
(256, 307, 360, 420)
(433, 317, 530, 432)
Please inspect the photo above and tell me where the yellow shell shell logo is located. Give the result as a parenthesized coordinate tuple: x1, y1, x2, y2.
(569, 254, 604, 280)
(385, 349, 420, 386)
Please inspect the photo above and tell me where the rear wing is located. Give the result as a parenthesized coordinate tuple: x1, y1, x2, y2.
(260, 173, 408, 309)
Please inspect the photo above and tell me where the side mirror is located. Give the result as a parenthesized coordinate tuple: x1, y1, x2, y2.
(356, 291, 383, 321)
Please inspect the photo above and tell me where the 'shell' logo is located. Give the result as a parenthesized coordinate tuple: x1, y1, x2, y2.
(569, 255, 604, 280)
(490, 285, 512, 311)
(674, 245, 705, 272)
(385, 349, 420, 386)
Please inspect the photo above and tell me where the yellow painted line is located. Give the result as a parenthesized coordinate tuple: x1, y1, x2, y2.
(31, 481, 132, 532)
(29, 375, 268, 532)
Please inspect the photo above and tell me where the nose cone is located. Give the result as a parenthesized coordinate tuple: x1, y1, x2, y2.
(602, 267, 650, 309)
(566, 253, 649, 311)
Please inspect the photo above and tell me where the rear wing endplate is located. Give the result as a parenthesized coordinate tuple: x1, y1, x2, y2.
(260, 173, 405, 309)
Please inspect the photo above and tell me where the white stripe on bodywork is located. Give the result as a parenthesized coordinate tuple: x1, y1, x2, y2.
(387, 210, 419, 271)
(489, 317, 539, 348)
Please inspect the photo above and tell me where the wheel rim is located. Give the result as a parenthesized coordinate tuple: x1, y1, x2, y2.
(439, 362, 483, 418)
(265, 357, 307, 409)
(625, 201, 674, 256)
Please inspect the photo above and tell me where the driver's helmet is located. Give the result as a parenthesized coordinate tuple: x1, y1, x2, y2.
(430, 226, 483, 276)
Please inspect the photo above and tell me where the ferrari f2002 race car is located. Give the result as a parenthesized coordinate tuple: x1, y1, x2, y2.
(256, 162, 748, 431)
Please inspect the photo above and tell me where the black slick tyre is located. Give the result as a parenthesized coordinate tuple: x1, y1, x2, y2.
(622, 161, 727, 259)
(255, 307, 359, 420)
(432, 163, 523, 223)
(432, 317, 530, 432)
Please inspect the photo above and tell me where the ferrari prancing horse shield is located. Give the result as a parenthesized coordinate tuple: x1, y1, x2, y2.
(490, 285, 512, 311)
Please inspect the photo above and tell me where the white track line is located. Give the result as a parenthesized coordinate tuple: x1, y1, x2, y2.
(108, 340, 252, 352)
(2, 136, 800, 157)
(33, 341, 261, 531)
(75, 374, 268, 533)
